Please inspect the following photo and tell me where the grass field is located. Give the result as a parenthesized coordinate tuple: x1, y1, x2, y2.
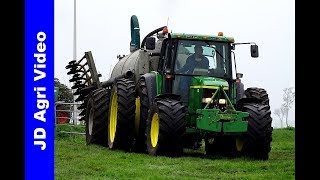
(55, 125, 295, 179)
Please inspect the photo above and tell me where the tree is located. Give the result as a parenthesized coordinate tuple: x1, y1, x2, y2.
(54, 78, 73, 103)
(274, 87, 295, 128)
(54, 78, 74, 124)
(282, 87, 295, 127)
(274, 106, 286, 128)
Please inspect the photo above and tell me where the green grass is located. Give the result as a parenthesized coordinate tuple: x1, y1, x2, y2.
(55, 126, 295, 180)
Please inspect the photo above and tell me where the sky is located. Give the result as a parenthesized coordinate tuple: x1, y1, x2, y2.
(54, 0, 295, 128)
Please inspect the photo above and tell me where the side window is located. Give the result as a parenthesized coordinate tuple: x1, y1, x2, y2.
(175, 44, 190, 71)
(203, 45, 217, 69)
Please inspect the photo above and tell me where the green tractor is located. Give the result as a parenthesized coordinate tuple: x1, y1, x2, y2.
(66, 15, 272, 160)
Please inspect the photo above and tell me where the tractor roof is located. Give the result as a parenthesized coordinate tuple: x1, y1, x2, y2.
(170, 33, 234, 43)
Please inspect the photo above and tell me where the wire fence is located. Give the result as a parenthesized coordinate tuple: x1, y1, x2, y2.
(54, 101, 85, 135)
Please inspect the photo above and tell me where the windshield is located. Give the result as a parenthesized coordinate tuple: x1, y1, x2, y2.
(174, 40, 231, 78)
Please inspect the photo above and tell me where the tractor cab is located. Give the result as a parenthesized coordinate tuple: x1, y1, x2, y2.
(155, 32, 235, 105)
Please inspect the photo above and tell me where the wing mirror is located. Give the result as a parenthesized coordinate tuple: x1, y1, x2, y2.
(146, 37, 156, 50)
(250, 45, 259, 58)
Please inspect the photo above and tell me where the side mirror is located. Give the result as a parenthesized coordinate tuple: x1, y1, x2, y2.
(146, 37, 156, 50)
(250, 45, 259, 58)
(231, 44, 235, 50)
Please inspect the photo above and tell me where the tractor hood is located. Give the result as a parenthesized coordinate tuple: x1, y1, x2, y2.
(190, 76, 229, 90)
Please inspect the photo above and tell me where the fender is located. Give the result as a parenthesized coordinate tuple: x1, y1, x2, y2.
(141, 73, 182, 105)
(236, 81, 262, 105)
(140, 73, 157, 106)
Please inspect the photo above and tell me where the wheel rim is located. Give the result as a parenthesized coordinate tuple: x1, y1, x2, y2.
(236, 137, 245, 151)
(109, 91, 118, 143)
(88, 108, 94, 135)
(134, 97, 141, 135)
(150, 113, 159, 147)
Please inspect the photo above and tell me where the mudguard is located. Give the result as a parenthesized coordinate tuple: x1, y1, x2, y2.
(141, 73, 157, 106)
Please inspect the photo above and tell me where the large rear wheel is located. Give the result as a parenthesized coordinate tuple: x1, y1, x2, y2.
(107, 78, 136, 151)
(146, 98, 186, 157)
(85, 88, 110, 146)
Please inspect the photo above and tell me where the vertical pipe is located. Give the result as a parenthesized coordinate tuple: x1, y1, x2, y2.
(72, 0, 78, 125)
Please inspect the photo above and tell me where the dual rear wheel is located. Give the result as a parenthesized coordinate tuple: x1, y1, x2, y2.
(85, 78, 136, 151)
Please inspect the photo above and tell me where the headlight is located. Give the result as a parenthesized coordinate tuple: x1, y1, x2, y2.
(202, 98, 213, 103)
(218, 99, 226, 104)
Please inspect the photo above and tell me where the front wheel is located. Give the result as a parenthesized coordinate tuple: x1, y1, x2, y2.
(239, 103, 273, 160)
(146, 98, 186, 157)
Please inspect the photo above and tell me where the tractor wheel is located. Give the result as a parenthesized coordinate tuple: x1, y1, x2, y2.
(85, 88, 110, 146)
(108, 78, 136, 151)
(239, 103, 273, 160)
(146, 98, 186, 157)
(244, 87, 270, 106)
(132, 78, 149, 152)
(205, 136, 237, 157)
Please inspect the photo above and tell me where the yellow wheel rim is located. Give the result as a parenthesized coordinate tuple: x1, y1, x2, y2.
(134, 97, 141, 135)
(109, 91, 118, 143)
(236, 137, 245, 151)
(150, 113, 159, 147)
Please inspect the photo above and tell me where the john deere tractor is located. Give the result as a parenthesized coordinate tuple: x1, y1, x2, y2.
(66, 15, 273, 160)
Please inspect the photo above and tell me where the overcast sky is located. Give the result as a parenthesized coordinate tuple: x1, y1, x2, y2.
(54, 0, 295, 128)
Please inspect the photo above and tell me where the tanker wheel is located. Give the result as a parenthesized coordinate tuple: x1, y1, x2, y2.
(146, 98, 186, 157)
(244, 87, 270, 106)
(85, 88, 110, 146)
(108, 78, 136, 151)
(132, 78, 149, 153)
(205, 136, 237, 157)
(238, 103, 273, 160)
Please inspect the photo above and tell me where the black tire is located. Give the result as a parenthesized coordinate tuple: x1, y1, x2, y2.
(146, 99, 186, 157)
(107, 78, 136, 151)
(132, 78, 149, 152)
(244, 87, 270, 106)
(240, 103, 273, 160)
(205, 136, 237, 157)
(85, 88, 110, 146)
